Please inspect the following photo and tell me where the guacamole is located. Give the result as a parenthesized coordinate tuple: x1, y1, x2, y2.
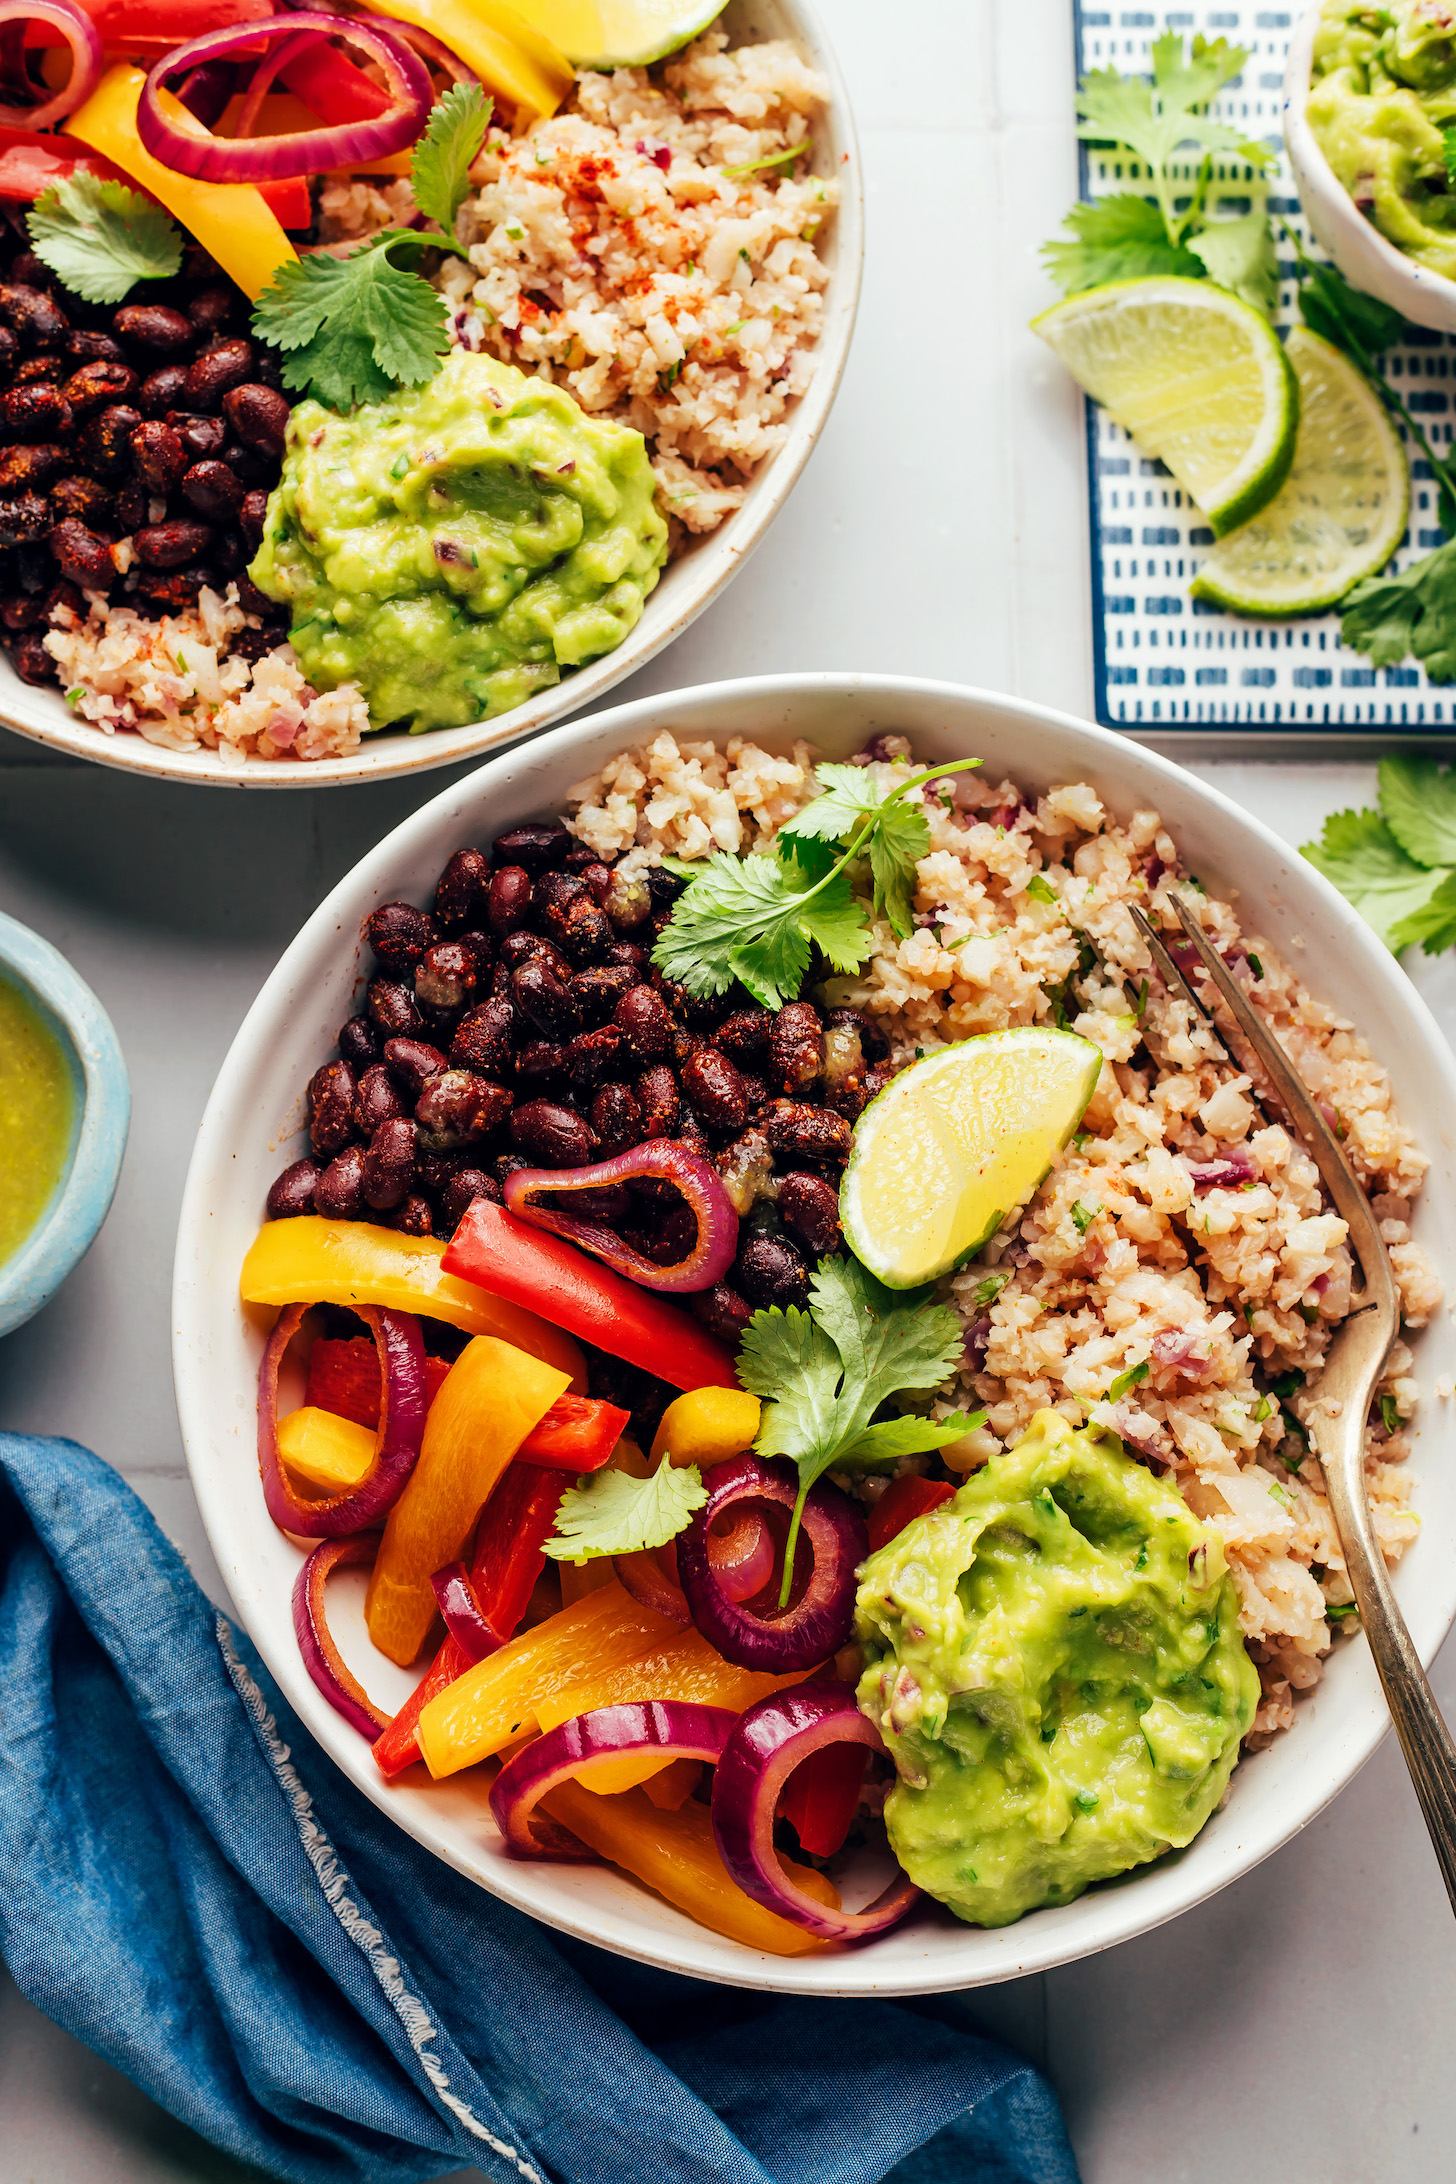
(855, 1410, 1258, 1928)
(1309, 0, 1456, 278)
(249, 349, 669, 734)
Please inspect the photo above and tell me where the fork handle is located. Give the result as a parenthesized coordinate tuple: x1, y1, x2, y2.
(1320, 1448, 1456, 1913)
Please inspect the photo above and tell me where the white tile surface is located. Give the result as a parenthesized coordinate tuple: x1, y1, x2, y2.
(0, 4, 1453, 2180)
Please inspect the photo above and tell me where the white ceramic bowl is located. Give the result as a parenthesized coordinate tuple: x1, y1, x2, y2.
(1284, 0, 1456, 332)
(0, 1, 861, 790)
(174, 673, 1456, 1994)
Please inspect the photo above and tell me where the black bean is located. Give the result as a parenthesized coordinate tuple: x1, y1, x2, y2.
(514, 1040, 568, 1093)
(114, 304, 192, 353)
(136, 519, 213, 569)
(185, 337, 254, 410)
(487, 863, 533, 936)
(540, 886, 610, 964)
(682, 1047, 748, 1133)
(354, 1062, 408, 1137)
(636, 1063, 679, 1138)
(0, 591, 39, 629)
(513, 959, 578, 1042)
(0, 382, 69, 442)
(390, 1192, 434, 1237)
(223, 380, 289, 458)
(449, 998, 514, 1078)
(10, 356, 58, 390)
(181, 458, 243, 522)
(571, 964, 638, 1026)
(415, 1069, 513, 1150)
(500, 929, 573, 982)
(11, 631, 52, 682)
(362, 1115, 416, 1210)
(307, 1058, 357, 1156)
(240, 488, 269, 550)
(338, 1014, 381, 1070)
(49, 519, 113, 587)
(266, 1156, 321, 1217)
(605, 940, 649, 972)
(778, 1171, 843, 1256)
(0, 443, 66, 491)
(62, 359, 136, 417)
(769, 1002, 824, 1092)
(66, 329, 124, 367)
(716, 1006, 771, 1068)
(433, 846, 489, 933)
(167, 412, 227, 463)
(366, 899, 438, 973)
(442, 1169, 499, 1229)
(314, 1144, 366, 1219)
(50, 476, 112, 527)
(646, 865, 685, 908)
(130, 419, 186, 495)
(763, 1100, 854, 1166)
(82, 404, 143, 477)
(138, 365, 188, 418)
(415, 939, 477, 1012)
(565, 1025, 627, 1094)
(511, 1098, 597, 1168)
(0, 284, 66, 347)
(367, 976, 423, 1039)
(735, 1234, 810, 1308)
(0, 493, 50, 544)
(693, 1282, 755, 1343)
(493, 818, 569, 872)
(591, 1081, 643, 1156)
(615, 983, 674, 1062)
(382, 1035, 447, 1095)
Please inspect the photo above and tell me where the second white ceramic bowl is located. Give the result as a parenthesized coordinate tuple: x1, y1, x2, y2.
(1284, 0, 1456, 332)
(174, 672, 1456, 1994)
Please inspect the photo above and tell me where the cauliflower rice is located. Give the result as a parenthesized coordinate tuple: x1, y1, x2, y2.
(567, 729, 1444, 1744)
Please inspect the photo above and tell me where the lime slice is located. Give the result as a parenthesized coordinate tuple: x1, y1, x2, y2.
(503, 0, 726, 67)
(839, 1029, 1103, 1290)
(1032, 277, 1299, 538)
(1189, 327, 1408, 616)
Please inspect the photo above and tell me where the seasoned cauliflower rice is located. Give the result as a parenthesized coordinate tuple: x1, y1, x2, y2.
(567, 729, 1444, 1744)
(322, 31, 836, 539)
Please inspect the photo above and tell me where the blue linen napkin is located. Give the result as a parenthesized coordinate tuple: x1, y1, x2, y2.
(0, 1430, 1081, 2184)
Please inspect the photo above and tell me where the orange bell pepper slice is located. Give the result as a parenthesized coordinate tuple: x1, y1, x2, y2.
(366, 1335, 569, 1664)
(541, 1779, 837, 1957)
(240, 1217, 586, 1390)
(416, 1576, 678, 1777)
(65, 66, 296, 300)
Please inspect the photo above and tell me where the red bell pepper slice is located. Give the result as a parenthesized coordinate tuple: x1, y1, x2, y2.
(517, 1392, 629, 1472)
(442, 1198, 739, 1394)
(865, 1474, 957, 1555)
(373, 1459, 566, 1777)
(782, 1738, 869, 1858)
(0, 124, 310, 228)
(277, 43, 393, 124)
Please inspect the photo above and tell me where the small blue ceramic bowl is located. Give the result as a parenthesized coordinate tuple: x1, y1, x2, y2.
(0, 910, 129, 1339)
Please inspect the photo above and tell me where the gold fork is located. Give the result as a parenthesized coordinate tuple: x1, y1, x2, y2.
(1127, 893, 1456, 1910)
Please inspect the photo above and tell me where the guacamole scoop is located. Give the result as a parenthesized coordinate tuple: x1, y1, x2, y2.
(249, 350, 668, 734)
(1309, 0, 1456, 279)
(855, 1410, 1258, 1928)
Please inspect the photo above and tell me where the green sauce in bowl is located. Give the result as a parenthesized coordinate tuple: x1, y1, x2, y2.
(0, 974, 76, 1268)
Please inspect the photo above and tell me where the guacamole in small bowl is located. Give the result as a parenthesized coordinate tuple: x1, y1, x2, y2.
(1309, 0, 1456, 279)
(855, 1410, 1259, 1928)
(250, 349, 668, 735)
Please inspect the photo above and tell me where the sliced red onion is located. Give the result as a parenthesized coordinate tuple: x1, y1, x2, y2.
(259, 1302, 428, 1538)
(429, 1561, 505, 1662)
(233, 27, 328, 142)
(962, 1314, 991, 1369)
(0, 0, 101, 131)
(1187, 1148, 1258, 1190)
(364, 12, 484, 89)
(293, 1535, 392, 1740)
(504, 1139, 738, 1294)
(138, 14, 432, 183)
(676, 1453, 866, 1673)
(613, 1543, 692, 1624)
(490, 1701, 737, 1857)
(711, 1682, 919, 1941)
(614, 1506, 775, 1623)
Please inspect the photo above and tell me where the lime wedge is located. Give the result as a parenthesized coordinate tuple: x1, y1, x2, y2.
(1032, 276, 1299, 538)
(1189, 327, 1408, 616)
(503, 0, 726, 67)
(839, 1029, 1103, 1290)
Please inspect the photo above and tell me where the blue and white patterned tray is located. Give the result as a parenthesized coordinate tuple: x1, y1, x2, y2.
(1075, 0, 1456, 736)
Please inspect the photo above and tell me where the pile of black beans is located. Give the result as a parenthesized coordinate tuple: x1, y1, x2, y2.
(0, 230, 293, 686)
(266, 818, 903, 1343)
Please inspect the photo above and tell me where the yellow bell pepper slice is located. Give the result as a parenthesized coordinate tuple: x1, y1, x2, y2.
(356, 0, 573, 122)
(367, 1335, 569, 1664)
(277, 1405, 375, 1493)
(65, 67, 296, 302)
(540, 1780, 837, 1957)
(417, 1577, 677, 1775)
(640, 1757, 702, 1811)
(651, 1387, 762, 1470)
(240, 1217, 586, 1389)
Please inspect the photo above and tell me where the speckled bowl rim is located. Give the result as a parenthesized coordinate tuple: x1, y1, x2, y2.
(0, 0, 863, 789)
(0, 910, 130, 1338)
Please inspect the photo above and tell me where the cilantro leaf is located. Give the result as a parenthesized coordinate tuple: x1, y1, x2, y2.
(253, 234, 450, 410)
(1342, 539, 1456, 683)
(1377, 753, 1456, 868)
(1041, 194, 1202, 293)
(1186, 207, 1278, 315)
(1076, 33, 1271, 243)
(1388, 871, 1456, 955)
(739, 1256, 967, 1602)
(27, 172, 182, 307)
(1295, 249, 1407, 363)
(410, 82, 492, 248)
(543, 1461, 707, 1561)
(1301, 807, 1451, 950)
(776, 756, 982, 941)
(651, 848, 870, 1009)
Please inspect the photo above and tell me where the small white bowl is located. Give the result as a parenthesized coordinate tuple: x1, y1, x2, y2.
(174, 673, 1456, 1995)
(0, 0, 861, 790)
(1284, 0, 1456, 332)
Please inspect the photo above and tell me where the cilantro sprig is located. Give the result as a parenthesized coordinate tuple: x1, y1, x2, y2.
(652, 756, 981, 1009)
(1302, 756, 1456, 955)
(1042, 34, 1277, 314)
(543, 1460, 707, 1562)
(27, 173, 183, 307)
(252, 82, 492, 412)
(738, 1257, 983, 1605)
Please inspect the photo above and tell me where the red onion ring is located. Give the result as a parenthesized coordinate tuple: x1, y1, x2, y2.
(503, 1139, 739, 1294)
(364, 12, 484, 89)
(711, 1682, 920, 1941)
(0, 0, 101, 132)
(615, 1506, 778, 1622)
(293, 1535, 393, 1739)
(138, 13, 432, 184)
(233, 27, 328, 141)
(429, 1560, 505, 1661)
(490, 1701, 737, 1857)
(676, 1454, 866, 1673)
(259, 1302, 428, 1538)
